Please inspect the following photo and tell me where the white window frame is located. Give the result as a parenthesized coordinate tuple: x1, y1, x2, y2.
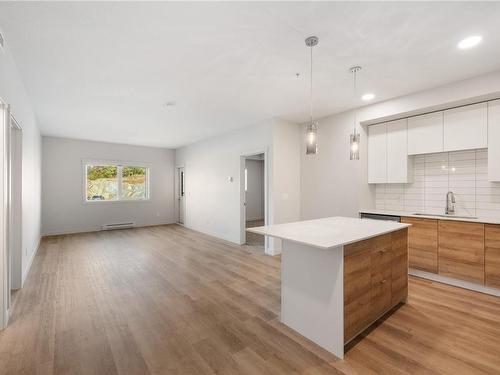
(82, 159, 151, 203)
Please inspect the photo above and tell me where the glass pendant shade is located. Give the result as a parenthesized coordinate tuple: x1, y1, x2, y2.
(306, 121, 318, 155)
(350, 131, 360, 160)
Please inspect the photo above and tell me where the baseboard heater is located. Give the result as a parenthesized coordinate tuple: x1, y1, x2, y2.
(101, 222, 135, 230)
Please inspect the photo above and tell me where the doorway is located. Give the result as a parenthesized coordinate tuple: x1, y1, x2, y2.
(9, 116, 23, 302)
(0, 103, 23, 328)
(176, 167, 185, 224)
(241, 152, 266, 250)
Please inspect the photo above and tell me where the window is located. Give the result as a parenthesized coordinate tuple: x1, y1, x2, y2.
(85, 163, 149, 202)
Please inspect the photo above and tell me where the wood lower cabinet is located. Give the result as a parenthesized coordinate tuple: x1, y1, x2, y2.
(401, 217, 438, 273)
(344, 240, 372, 342)
(391, 229, 409, 305)
(438, 220, 485, 284)
(485, 224, 500, 288)
(344, 229, 408, 343)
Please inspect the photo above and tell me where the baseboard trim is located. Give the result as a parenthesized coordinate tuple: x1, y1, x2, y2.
(181, 223, 239, 244)
(42, 221, 176, 237)
(246, 217, 264, 222)
(409, 268, 500, 297)
(22, 236, 42, 286)
(265, 248, 282, 256)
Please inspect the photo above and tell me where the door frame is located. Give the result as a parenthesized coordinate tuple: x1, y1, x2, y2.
(9, 115, 22, 292)
(175, 165, 186, 225)
(240, 148, 269, 252)
(0, 101, 10, 329)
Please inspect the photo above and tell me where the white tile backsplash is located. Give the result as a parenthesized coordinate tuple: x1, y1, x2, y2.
(375, 149, 500, 218)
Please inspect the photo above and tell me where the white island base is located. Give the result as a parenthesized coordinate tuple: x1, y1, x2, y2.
(281, 241, 345, 357)
(248, 217, 410, 359)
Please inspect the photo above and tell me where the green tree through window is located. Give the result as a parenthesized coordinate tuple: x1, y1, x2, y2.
(86, 164, 149, 201)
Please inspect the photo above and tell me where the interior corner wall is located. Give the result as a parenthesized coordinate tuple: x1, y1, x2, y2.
(269, 118, 302, 254)
(300, 110, 373, 221)
(41, 137, 176, 235)
(174, 120, 273, 244)
(0, 42, 42, 286)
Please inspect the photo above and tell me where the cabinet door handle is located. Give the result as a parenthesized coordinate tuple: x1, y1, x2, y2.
(380, 279, 387, 284)
(378, 249, 387, 254)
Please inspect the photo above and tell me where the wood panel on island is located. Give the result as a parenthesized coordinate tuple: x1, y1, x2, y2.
(344, 229, 408, 343)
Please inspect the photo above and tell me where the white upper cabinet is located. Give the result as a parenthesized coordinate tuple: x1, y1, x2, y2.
(407, 112, 443, 155)
(387, 119, 412, 183)
(368, 123, 387, 184)
(488, 99, 500, 182)
(443, 102, 487, 152)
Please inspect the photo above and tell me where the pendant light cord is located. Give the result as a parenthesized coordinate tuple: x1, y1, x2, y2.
(352, 68, 357, 134)
(310, 44, 313, 124)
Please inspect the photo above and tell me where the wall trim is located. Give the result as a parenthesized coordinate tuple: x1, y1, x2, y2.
(22, 235, 41, 286)
(409, 268, 500, 297)
(41, 221, 176, 237)
(246, 216, 264, 222)
(182, 223, 238, 244)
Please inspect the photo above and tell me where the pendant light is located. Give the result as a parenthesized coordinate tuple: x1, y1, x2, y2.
(305, 36, 319, 155)
(349, 66, 361, 160)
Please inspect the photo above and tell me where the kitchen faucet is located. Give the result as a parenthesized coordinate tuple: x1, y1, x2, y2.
(445, 191, 456, 215)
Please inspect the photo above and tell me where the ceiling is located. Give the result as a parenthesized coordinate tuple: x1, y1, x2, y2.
(1, 2, 500, 148)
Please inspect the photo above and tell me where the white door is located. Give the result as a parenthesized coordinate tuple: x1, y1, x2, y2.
(0, 103, 9, 328)
(178, 167, 185, 224)
(8, 118, 22, 292)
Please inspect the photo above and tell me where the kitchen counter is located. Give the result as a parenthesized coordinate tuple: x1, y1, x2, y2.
(247, 216, 409, 359)
(247, 216, 410, 249)
(359, 209, 500, 225)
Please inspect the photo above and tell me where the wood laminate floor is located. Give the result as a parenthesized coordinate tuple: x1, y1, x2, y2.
(245, 220, 265, 248)
(1, 224, 500, 375)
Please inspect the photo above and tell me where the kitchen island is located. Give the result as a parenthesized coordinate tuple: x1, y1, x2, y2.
(247, 217, 410, 359)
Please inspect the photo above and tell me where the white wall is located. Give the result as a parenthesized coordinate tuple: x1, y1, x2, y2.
(41, 137, 175, 235)
(0, 41, 42, 285)
(301, 111, 373, 220)
(301, 69, 500, 220)
(175, 118, 301, 254)
(175, 120, 273, 243)
(245, 159, 264, 221)
(272, 118, 301, 224)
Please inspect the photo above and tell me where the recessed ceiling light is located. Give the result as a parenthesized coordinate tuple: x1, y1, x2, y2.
(457, 35, 482, 49)
(361, 93, 375, 101)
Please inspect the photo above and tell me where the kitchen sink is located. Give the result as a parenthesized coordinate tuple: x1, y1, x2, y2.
(413, 213, 478, 219)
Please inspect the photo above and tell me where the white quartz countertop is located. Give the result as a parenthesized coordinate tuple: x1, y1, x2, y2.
(246, 216, 410, 250)
(359, 209, 500, 225)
